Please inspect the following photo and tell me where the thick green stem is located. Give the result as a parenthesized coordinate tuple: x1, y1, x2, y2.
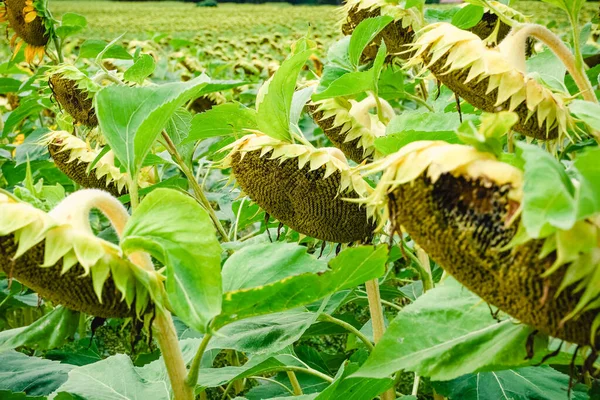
(286, 371, 303, 396)
(128, 176, 139, 210)
(53, 36, 63, 64)
(319, 313, 374, 351)
(365, 279, 395, 400)
(186, 333, 213, 387)
(161, 132, 230, 242)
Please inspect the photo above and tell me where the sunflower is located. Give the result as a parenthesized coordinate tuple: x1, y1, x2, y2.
(407, 23, 573, 140)
(308, 94, 394, 163)
(341, 0, 423, 62)
(0, 190, 163, 318)
(42, 131, 154, 197)
(470, 1, 529, 44)
(0, 0, 52, 63)
(47, 65, 101, 128)
(361, 141, 600, 347)
(222, 133, 375, 243)
(190, 92, 226, 114)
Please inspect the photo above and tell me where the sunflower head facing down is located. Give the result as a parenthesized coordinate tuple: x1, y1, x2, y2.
(0, 0, 53, 63)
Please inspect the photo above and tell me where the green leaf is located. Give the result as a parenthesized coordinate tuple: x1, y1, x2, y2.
(56, 13, 87, 39)
(573, 147, 600, 220)
(433, 366, 589, 400)
(374, 111, 465, 154)
(540, 0, 585, 22)
(214, 245, 388, 328)
(124, 54, 156, 85)
(312, 71, 373, 101)
(51, 354, 170, 400)
(214, 309, 320, 354)
(0, 306, 79, 353)
(315, 363, 393, 400)
(0, 351, 73, 396)
(222, 242, 328, 292)
(353, 279, 543, 381)
(186, 103, 257, 142)
(256, 50, 312, 142)
(195, 353, 306, 388)
(517, 143, 577, 237)
(451, 4, 484, 29)
(95, 75, 209, 178)
(78, 39, 132, 60)
(456, 112, 516, 157)
(2, 98, 45, 138)
(164, 108, 194, 164)
(570, 99, 600, 131)
(121, 188, 222, 333)
(0, 78, 21, 94)
(348, 16, 393, 69)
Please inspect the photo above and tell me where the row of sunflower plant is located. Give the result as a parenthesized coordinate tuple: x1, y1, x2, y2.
(1, 0, 600, 399)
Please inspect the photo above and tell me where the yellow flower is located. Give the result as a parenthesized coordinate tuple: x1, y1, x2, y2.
(1, 0, 48, 63)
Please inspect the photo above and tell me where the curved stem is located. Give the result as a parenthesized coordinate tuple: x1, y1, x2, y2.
(186, 333, 213, 386)
(319, 313, 374, 351)
(50, 190, 193, 400)
(506, 24, 597, 103)
(284, 366, 334, 383)
(250, 376, 294, 396)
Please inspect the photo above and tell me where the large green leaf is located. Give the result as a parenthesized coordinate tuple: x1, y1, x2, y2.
(312, 71, 373, 101)
(0, 306, 79, 353)
(121, 188, 222, 333)
(353, 279, 543, 381)
(95, 75, 209, 178)
(433, 366, 589, 400)
(570, 99, 600, 131)
(0, 351, 73, 396)
(186, 103, 257, 142)
(517, 143, 577, 237)
(51, 354, 170, 400)
(222, 242, 328, 292)
(123, 54, 156, 85)
(451, 4, 484, 29)
(214, 309, 320, 354)
(315, 363, 393, 400)
(256, 50, 312, 142)
(214, 245, 388, 328)
(348, 16, 393, 69)
(573, 147, 600, 220)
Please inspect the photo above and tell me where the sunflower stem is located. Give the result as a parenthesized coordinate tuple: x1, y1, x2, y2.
(53, 36, 63, 64)
(508, 24, 597, 104)
(186, 333, 213, 387)
(286, 371, 303, 396)
(161, 131, 230, 242)
(365, 279, 395, 400)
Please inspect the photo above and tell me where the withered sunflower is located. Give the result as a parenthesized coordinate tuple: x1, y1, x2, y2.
(48, 65, 100, 128)
(42, 131, 154, 197)
(361, 141, 600, 347)
(222, 133, 376, 243)
(341, 0, 423, 62)
(190, 92, 226, 114)
(470, 1, 529, 44)
(0, 190, 163, 318)
(407, 23, 574, 140)
(308, 94, 394, 163)
(0, 0, 52, 63)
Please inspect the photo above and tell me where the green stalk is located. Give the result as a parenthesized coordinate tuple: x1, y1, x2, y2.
(186, 333, 213, 387)
(286, 371, 303, 395)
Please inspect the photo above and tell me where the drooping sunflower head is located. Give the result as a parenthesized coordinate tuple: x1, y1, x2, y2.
(47, 65, 101, 128)
(41, 131, 154, 197)
(222, 133, 376, 243)
(190, 92, 226, 114)
(361, 141, 600, 347)
(0, 190, 163, 318)
(309, 94, 394, 163)
(341, 0, 423, 62)
(470, 1, 529, 44)
(407, 22, 574, 140)
(0, 0, 53, 63)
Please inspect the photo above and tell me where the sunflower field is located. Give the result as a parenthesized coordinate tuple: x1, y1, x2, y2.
(1, 0, 600, 399)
